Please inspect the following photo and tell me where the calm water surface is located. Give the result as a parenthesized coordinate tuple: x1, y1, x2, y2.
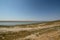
(0, 21, 39, 25)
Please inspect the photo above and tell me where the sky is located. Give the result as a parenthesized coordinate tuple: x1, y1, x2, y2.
(0, 0, 60, 21)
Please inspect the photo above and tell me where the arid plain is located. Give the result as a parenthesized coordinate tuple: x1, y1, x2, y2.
(0, 20, 60, 40)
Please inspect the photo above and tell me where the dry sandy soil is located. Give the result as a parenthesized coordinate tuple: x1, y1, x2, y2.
(0, 20, 60, 40)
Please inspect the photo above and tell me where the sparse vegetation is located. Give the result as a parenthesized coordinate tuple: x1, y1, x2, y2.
(0, 20, 60, 40)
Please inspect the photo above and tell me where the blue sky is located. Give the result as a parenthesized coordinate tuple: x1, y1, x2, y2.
(0, 0, 60, 21)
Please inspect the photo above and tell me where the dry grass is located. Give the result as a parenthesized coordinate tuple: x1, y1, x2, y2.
(0, 20, 60, 40)
(0, 26, 60, 40)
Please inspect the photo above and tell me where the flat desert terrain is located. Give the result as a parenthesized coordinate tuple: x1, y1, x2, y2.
(0, 20, 60, 40)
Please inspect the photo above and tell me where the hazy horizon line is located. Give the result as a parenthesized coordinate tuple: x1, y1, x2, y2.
(0, 19, 60, 21)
